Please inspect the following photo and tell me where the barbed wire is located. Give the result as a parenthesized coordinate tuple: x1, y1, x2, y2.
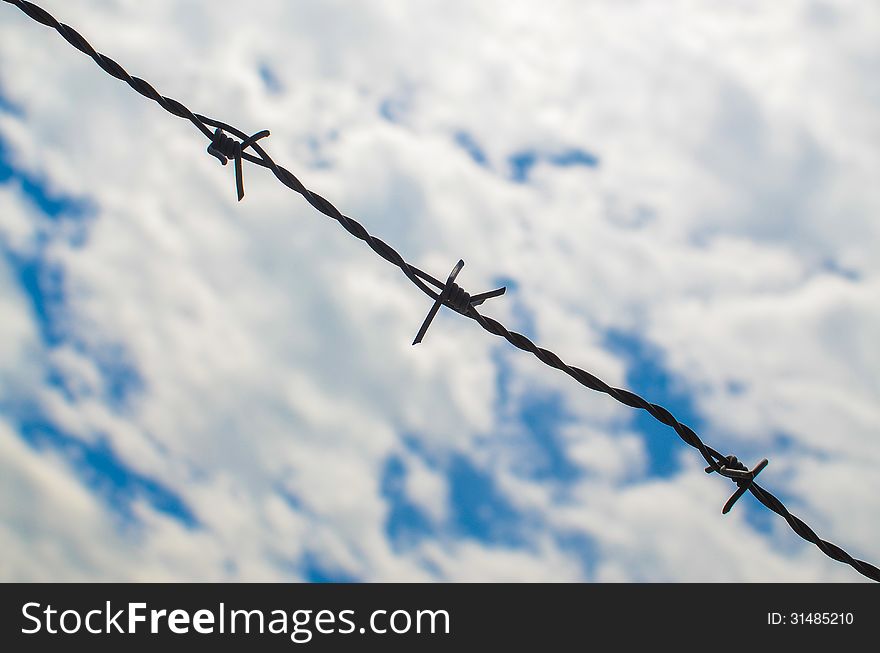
(4, 0, 878, 583)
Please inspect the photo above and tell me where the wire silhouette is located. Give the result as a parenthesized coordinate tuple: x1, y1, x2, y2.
(4, 0, 878, 582)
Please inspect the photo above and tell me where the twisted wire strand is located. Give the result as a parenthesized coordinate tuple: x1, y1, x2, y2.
(5, 0, 878, 583)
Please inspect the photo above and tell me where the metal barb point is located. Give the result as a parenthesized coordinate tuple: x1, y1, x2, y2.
(705, 456, 769, 514)
(206, 127, 270, 201)
(412, 260, 505, 345)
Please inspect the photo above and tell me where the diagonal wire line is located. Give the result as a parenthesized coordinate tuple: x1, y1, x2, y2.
(4, 0, 878, 582)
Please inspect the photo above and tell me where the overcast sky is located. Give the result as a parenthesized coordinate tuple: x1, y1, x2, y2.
(1, 0, 878, 581)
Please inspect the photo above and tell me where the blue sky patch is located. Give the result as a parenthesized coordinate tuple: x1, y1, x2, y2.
(451, 129, 602, 182)
(604, 329, 703, 478)
(399, 432, 439, 466)
(301, 553, 359, 583)
(4, 247, 144, 410)
(257, 63, 282, 94)
(16, 410, 197, 528)
(92, 344, 145, 409)
(278, 486, 304, 512)
(2, 126, 88, 346)
(454, 131, 488, 167)
(381, 455, 434, 551)
(1, 129, 141, 410)
(548, 148, 599, 168)
(508, 147, 600, 183)
(1, 123, 162, 531)
(46, 363, 76, 402)
(303, 131, 339, 169)
(738, 495, 777, 536)
(517, 391, 581, 483)
(556, 530, 598, 579)
(508, 151, 538, 183)
(447, 454, 523, 545)
(491, 276, 535, 339)
(0, 85, 21, 115)
(6, 250, 66, 346)
(0, 136, 91, 221)
(492, 344, 581, 487)
(379, 95, 410, 123)
(820, 258, 860, 281)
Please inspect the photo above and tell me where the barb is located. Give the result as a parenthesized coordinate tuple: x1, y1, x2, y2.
(412, 259, 506, 345)
(206, 128, 270, 201)
(5, 0, 878, 583)
(706, 456, 769, 514)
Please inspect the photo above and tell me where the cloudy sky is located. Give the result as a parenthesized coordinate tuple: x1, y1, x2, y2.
(1, 0, 878, 582)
